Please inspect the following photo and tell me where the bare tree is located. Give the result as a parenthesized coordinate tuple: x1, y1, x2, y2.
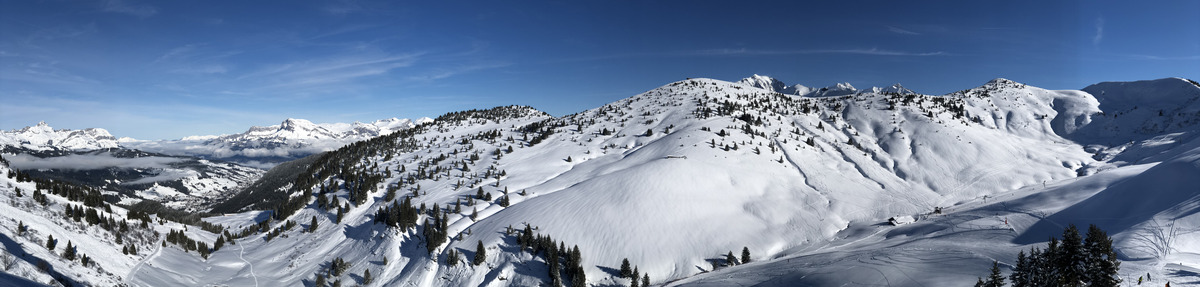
(1, 250, 17, 271)
(1128, 219, 1179, 259)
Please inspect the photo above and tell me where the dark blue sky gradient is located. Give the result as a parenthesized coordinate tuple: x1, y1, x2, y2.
(2, 0, 1197, 139)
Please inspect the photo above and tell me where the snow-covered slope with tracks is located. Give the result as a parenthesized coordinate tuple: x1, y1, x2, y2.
(5, 76, 1200, 286)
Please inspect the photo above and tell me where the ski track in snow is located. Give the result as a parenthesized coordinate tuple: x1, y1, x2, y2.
(125, 242, 162, 285)
(239, 241, 259, 287)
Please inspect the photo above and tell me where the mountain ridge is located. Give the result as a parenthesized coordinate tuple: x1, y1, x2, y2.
(4, 75, 1200, 286)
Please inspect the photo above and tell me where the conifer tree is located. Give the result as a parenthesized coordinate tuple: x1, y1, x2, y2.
(1027, 247, 1046, 285)
(548, 244, 562, 285)
(336, 206, 345, 223)
(620, 258, 632, 278)
(726, 251, 738, 266)
(310, 216, 319, 232)
(1084, 224, 1120, 287)
(986, 260, 1006, 287)
(1058, 224, 1085, 286)
(45, 234, 56, 250)
(199, 242, 210, 259)
(741, 246, 751, 264)
(362, 269, 373, 284)
(474, 240, 487, 266)
(643, 273, 650, 287)
(447, 249, 459, 266)
(631, 267, 640, 287)
(384, 187, 396, 202)
(62, 241, 75, 260)
(1010, 250, 1029, 287)
(1044, 237, 1060, 280)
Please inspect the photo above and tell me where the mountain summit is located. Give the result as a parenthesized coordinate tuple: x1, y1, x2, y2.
(737, 74, 812, 95)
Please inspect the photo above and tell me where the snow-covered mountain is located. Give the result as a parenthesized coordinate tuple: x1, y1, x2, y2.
(736, 74, 812, 95)
(1, 123, 264, 211)
(735, 74, 872, 98)
(3, 76, 1200, 286)
(121, 117, 431, 168)
(0, 122, 119, 152)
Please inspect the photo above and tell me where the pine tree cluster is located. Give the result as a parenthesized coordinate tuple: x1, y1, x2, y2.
(373, 196, 420, 230)
(423, 204, 449, 254)
(985, 224, 1121, 287)
(329, 257, 351, 277)
(264, 220, 297, 241)
(165, 229, 216, 259)
(514, 224, 588, 287)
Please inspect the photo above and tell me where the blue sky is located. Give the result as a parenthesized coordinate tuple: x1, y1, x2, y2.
(2, 0, 1197, 140)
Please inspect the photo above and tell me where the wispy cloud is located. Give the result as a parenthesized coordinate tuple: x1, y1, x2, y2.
(309, 24, 381, 40)
(155, 44, 201, 62)
(1128, 54, 1200, 61)
(151, 44, 239, 75)
(888, 26, 921, 35)
(153, 44, 242, 65)
(24, 24, 98, 46)
(238, 52, 423, 93)
(169, 64, 228, 74)
(0, 61, 103, 89)
(100, 0, 157, 18)
(323, 0, 366, 16)
(405, 62, 510, 82)
(123, 169, 197, 185)
(550, 47, 947, 64)
(5, 153, 182, 171)
(691, 48, 946, 57)
(1093, 17, 1104, 45)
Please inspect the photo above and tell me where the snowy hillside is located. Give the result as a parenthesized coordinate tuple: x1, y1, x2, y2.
(122, 117, 431, 168)
(0, 154, 178, 286)
(4, 75, 1200, 286)
(120, 77, 1095, 286)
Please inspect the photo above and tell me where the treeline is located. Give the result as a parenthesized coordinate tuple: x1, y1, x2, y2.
(4, 155, 108, 208)
(125, 200, 224, 233)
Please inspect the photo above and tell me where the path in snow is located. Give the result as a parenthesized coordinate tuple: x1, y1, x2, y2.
(125, 242, 162, 285)
(239, 241, 259, 287)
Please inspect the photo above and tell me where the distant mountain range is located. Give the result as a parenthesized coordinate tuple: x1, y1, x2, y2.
(2, 116, 432, 168)
(0, 117, 431, 210)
